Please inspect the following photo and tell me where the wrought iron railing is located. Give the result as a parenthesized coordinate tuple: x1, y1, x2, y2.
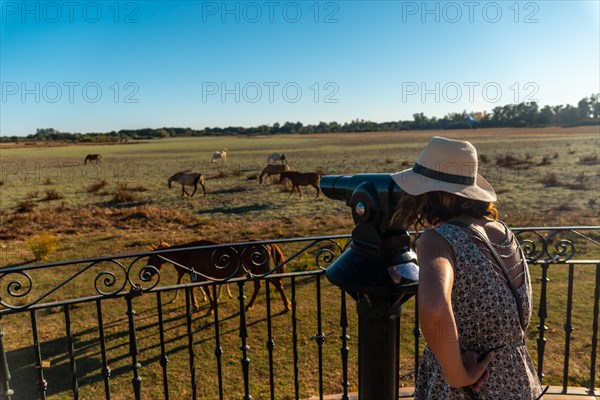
(0, 227, 598, 399)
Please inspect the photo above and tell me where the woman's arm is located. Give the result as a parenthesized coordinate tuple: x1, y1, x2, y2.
(417, 229, 493, 388)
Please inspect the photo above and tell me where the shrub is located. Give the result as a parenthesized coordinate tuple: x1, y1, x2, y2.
(43, 189, 63, 201)
(27, 232, 58, 262)
(540, 173, 560, 187)
(575, 172, 587, 184)
(579, 154, 599, 165)
(127, 185, 148, 192)
(555, 203, 573, 211)
(16, 200, 36, 213)
(214, 170, 228, 179)
(495, 154, 533, 169)
(538, 156, 551, 166)
(113, 184, 137, 203)
(87, 179, 108, 193)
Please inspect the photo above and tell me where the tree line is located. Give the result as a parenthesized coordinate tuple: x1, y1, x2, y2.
(2, 95, 598, 143)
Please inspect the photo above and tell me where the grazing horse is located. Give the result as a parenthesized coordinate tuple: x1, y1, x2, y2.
(147, 239, 292, 314)
(168, 172, 206, 197)
(212, 148, 227, 164)
(267, 153, 287, 164)
(279, 171, 321, 199)
(84, 154, 102, 164)
(259, 163, 290, 184)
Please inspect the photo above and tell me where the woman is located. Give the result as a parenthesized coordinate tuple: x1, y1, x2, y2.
(390, 137, 543, 399)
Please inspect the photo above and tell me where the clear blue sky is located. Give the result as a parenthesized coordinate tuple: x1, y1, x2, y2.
(1, 0, 599, 136)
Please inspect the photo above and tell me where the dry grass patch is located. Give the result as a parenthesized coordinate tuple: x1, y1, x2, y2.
(0, 204, 205, 241)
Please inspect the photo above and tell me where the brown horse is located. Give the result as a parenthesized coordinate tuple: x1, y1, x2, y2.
(259, 163, 290, 184)
(279, 171, 321, 199)
(147, 239, 291, 314)
(84, 154, 102, 164)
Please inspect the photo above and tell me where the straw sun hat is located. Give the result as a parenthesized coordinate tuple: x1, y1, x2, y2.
(391, 136, 497, 202)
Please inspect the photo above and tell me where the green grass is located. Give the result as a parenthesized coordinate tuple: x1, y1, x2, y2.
(1, 127, 599, 398)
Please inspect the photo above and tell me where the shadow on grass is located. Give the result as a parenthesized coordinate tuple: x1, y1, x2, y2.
(201, 203, 273, 215)
(98, 200, 151, 209)
(209, 186, 247, 195)
(4, 276, 320, 399)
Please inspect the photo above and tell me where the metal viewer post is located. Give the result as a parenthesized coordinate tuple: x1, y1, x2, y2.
(321, 174, 419, 400)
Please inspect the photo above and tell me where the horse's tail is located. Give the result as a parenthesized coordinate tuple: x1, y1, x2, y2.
(268, 244, 286, 273)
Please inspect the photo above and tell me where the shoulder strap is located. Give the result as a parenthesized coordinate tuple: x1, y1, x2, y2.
(448, 221, 526, 331)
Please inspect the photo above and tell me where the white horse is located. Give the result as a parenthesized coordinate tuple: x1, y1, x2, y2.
(212, 148, 228, 164)
(168, 172, 206, 197)
(267, 153, 287, 164)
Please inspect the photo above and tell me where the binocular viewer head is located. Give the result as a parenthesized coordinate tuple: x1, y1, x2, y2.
(321, 174, 418, 298)
(321, 174, 403, 235)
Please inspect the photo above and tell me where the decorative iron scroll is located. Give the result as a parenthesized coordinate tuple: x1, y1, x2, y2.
(0, 236, 350, 312)
(0, 257, 161, 311)
(514, 228, 598, 263)
(315, 239, 348, 270)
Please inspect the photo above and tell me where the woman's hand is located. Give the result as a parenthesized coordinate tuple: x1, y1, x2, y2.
(462, 350, 494, 392)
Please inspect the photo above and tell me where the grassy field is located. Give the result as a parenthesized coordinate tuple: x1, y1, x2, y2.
(1, 127, 598, 256)
(0, 127, 599, 398)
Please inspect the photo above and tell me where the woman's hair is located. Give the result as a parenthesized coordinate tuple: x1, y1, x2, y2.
(391, 191, 499, 231)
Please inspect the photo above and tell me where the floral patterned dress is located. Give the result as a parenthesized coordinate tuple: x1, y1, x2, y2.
(415, 223, 543, 399)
